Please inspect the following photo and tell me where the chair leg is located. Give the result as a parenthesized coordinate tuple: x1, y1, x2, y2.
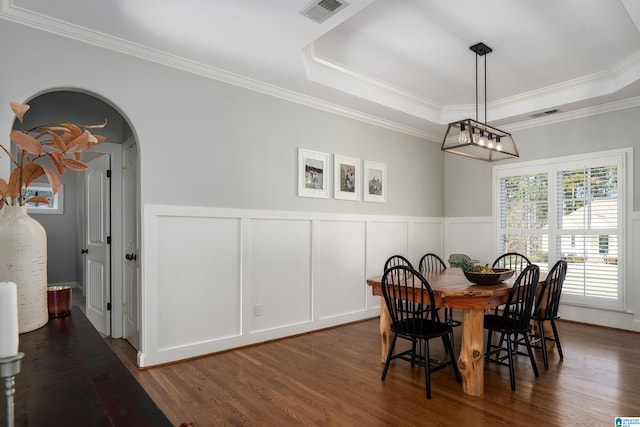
(506, 333, 516, 391)
(485, 329, 494, 361)
(537, 320, 549, 370)
(381, 333, 398, 380)
(442, 334, 461, 383)
(550, 319, 564, 361)
(446, 308, 455, 349)
(411, 338, 417, 367)
(424, 340, 431, 399)
(523, 332, 539, 378)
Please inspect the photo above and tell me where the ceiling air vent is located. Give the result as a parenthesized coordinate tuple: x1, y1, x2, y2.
(300, 0, 348, 23)
(529, 109, 559, 119)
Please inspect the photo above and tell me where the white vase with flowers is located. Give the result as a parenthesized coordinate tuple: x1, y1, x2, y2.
(0, 102, 106, 332)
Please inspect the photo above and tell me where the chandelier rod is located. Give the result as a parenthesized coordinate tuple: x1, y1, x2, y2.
(474, 46, 489, 124)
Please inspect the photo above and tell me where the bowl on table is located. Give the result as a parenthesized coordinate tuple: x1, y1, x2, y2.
(463, 268, 515, 285)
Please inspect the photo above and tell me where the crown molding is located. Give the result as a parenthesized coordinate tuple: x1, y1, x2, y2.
(503, 96, 640, 133)
(304, 41, 640, 127)
(301, 45, 446, 123)
(3, 1, 640, 144)
(1, 1, 437, 140)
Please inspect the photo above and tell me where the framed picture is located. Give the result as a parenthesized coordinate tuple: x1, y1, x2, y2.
(333, 155, 361, 201)
(24, 184, 64, 214)
(298, 148, 329, 198)
(363, 160, 387, 203)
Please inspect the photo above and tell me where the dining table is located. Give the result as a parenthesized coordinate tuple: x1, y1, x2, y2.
(366, 267, 545, 396)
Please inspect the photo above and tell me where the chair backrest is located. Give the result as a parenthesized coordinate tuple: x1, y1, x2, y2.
(419, 253, 447, 273)
(492, 252, 532, 275)
(381, 265, 440, 334)
(501, 264, 540, 331)
(383, 255, 413, 272)
(535, 260, 567, 319)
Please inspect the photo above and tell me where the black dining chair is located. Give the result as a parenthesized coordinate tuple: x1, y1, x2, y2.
(492, 252, 531, 276)
(484, 264, 540, 391)
(419, 253, 461, 342)
(490, 252, 532, 315)
(529, 259, 568, 370)
(383, 254, 413, 272)
(380, 265, 461, 399)
(418, 253, 447, 273)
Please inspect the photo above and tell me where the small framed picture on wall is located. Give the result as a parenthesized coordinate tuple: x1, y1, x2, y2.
(363, 160, 386, 203)
(333, 154, 361, 201)
(298, 148, 329, 198)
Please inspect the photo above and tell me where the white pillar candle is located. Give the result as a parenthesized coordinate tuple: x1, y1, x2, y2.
(0, 281, 19, 358)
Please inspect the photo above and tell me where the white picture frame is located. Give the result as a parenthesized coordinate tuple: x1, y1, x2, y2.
(25, 184, 64, 214)
(333, 155, 361, 201)
(363, 160, 387, 203)
(298, 148, 329, 198)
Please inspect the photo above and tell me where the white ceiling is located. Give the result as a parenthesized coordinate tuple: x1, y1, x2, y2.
(4, 0, 640, 142)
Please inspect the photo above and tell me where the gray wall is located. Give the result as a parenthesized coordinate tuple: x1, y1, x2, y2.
(445, 108, 640, 217)
(29, 172, 78, 284)
(1, 18, 444, 288)
(0, 19, 443, 218)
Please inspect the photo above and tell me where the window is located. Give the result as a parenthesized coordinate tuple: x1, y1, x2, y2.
(495, 149, 628, 310)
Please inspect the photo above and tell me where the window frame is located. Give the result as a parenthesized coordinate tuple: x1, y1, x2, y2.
(493, 148, 631, 311)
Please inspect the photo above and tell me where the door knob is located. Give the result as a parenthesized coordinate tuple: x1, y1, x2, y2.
(81, 249, 88, 254)
(125, 253, 137, 261)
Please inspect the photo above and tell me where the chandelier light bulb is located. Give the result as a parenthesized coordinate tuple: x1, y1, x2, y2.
(477, 130, 487, 146)
(458, 124, 468, 143)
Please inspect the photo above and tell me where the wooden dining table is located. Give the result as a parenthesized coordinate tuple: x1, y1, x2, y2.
(366, 267, 542, 396)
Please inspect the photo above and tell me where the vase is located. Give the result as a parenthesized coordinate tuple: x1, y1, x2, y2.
(0, 206, 48, 333)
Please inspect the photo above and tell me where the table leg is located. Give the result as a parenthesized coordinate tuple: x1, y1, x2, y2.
(379, 298, 392, 363)
(458, 309, 485, 396)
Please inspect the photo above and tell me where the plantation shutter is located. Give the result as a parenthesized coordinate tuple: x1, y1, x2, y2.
(557, 164, 620, 299)
(497, 173, 549, 264)
(495, 149, 626, 310)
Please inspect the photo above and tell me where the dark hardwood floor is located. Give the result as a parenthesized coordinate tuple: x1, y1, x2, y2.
(107, 314, 640, 426)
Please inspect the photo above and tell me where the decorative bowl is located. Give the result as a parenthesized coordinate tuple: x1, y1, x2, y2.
(463, 268, 515, 285)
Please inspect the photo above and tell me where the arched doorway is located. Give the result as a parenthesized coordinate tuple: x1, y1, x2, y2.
(11, 90, 140, 348)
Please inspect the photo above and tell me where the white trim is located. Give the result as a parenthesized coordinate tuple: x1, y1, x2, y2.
(4, 2, 639, 144)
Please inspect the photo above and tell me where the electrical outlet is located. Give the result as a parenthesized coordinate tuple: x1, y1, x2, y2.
(254, 304, 263, 316)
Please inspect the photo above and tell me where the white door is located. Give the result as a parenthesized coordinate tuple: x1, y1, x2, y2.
(123, 143, 140, 349)
(84, 154, 111, 336)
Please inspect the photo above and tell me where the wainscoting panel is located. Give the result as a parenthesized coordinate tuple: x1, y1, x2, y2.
(156, 215, 242, 351)
(141, 206, 444, 367)
(444, 217, 495, 265)
(250, 218, 312, 332)
(315, 220, 366, 320)
(141, 209, 639, 366)
(365, 220, 408, 311)
(407, 221, 445, 266)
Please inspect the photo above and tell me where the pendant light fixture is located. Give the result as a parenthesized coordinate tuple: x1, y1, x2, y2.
(441, 42, 518, 161)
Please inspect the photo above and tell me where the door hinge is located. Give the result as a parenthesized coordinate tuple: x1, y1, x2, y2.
(107, 302, 112, 311)
(107, 236, 111, 244)
(107, 169, 111, 178)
